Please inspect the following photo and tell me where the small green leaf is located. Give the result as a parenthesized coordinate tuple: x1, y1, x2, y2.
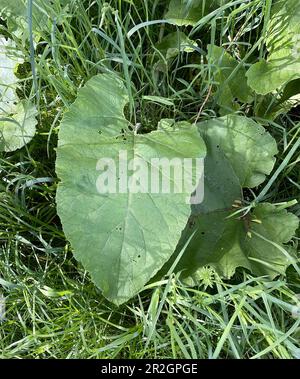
(0, 37, 36, 152)
(280, 79, 300, 103)
(156, 32, 197, 60)
(207, 45, 253, 114)
(165, 0, 227, 26)
(247, 0, 300, 94)
(0, 101, 37, 152)
(0, 36, 23, 110)
(0, 0, 71, 38)
(255, 80, 300, 120)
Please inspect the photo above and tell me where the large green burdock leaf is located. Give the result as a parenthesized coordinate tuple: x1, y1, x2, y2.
(160, 115, 298, 280)
(56, 73, 206, 305)
(207, 45, 253, 115)
(246, 0, 300, 94)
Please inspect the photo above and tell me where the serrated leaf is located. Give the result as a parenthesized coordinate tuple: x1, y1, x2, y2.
(207, 45, 253, 115)
(246, 0, 300, 95)
(56, 73, 206, 305)
(198, 114, 278, 188)
(0, 101, 37, 152)
(177, 204, 299, 280)
(159, 115, 293, 282)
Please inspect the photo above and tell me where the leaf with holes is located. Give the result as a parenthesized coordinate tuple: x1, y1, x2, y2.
(56, 73, 206, 305)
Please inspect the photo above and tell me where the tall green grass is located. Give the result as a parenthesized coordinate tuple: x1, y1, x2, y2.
(0, 0, 299, 358)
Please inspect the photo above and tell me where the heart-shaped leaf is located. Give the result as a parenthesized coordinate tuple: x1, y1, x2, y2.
(56, 73, 206, 304)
